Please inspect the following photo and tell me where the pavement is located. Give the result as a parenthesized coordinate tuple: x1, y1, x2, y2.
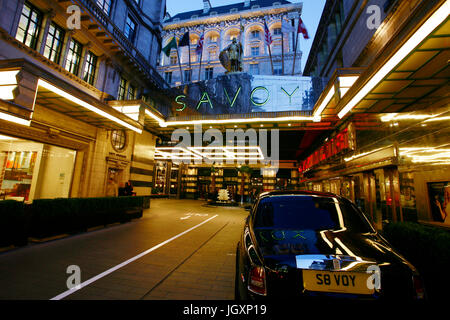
(0, 199, 248, 300)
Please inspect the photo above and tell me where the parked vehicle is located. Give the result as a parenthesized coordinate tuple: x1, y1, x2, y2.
(235, 191, 425, 301)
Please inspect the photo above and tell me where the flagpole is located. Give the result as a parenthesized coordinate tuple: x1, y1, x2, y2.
(268, 42, 274, 75)
(176, 41, 184, 84)
(188, 38, 192, 82)
(281, 29, 285, 75)
(239, 16, 243, 72)
(264, 20, 274, 75)
(198, 28, 204, 81)
(292, 19, 299, 76)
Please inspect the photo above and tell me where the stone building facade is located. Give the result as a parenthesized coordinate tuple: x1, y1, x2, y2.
(0, 0, 167, 201)
(158, 0, 305, 86)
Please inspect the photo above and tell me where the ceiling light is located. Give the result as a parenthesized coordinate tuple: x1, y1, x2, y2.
(163, 115, 314, 127)
(0, 111, 30, 126)
(313, 85, 335, 122)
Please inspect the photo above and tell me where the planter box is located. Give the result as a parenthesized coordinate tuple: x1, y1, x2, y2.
(0, 200, 29, 247)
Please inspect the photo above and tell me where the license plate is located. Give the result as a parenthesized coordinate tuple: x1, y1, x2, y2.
(302, 270, 374, 295)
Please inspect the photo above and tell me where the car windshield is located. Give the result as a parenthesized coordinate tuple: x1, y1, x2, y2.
(253, 195, 373, 233)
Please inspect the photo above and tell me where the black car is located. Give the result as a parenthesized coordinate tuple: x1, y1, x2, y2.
(235, 191, 426, 301)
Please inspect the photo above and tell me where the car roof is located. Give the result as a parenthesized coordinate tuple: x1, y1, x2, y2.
(258, 190, 342, 200)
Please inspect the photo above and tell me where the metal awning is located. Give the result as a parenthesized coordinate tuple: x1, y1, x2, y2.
(314, 1, 449, 120)
(35, 79, 143, 133)
(336, 2, 449, 118)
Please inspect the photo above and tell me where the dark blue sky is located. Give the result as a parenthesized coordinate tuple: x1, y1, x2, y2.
(166, 0, 326, 72)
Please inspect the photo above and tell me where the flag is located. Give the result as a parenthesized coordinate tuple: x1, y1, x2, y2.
(281, 18, 295, 33)
(264, 21, 272, 46)
(178, 31, 190, 47)
(298, 17, 309, 39)
(196, 32, 204, 55)
(162, 36, 177, 57)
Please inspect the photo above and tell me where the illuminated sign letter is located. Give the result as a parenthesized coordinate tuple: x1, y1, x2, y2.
(196, 92, 213, 110)
(224, 86, 241, 108)
(250, 86, 269, 106)
(281, 86, 299, 104)
(175, 95, 186, 111)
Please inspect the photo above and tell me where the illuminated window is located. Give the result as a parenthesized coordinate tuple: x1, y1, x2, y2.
(43, 22, 65, 64)
(15, 2, 42, 50)
(65, 39, 83, 75)
(111, 130, 127, 151)
(209, 35, 218, 43)
(83, 51, 98, 85)
(117, 77, 127, 100)
(208, 49, 217, 61)
(170, 54, 177, 65)
(124, 15, 137, 43)
(96, 0, 112, 15)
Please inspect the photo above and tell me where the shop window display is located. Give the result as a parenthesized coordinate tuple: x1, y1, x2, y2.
(399, 172, 417, 222)
(428, 181, 450, 225)
(0, 135, 76, 202)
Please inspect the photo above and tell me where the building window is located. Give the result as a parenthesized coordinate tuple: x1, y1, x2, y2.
(118, 77, 127, 100)
(83, 51, 98, 85)
(209, 35, 218, 44)
(111, 130, 127, 151)
(165, 71, 172, 84)
(273, 28, 282, 36)
(251, 46, 260, 56)
(65, 39, 83, 75)
(205, 67, 213, 80)
(127, 84, 136, 100)
(249, 64, 259, 75)
(96, 0, 112, 15)
(273, 44, 282, 54)
(15, 2, 42, 50)
(124, 15, 137, 43)
(43, 22, 65, 64)
(208, 49, 217, 61)
(191, 52, 198, 63)
(170, 54, 177, 65)
(184, 69, 191, 82)
(251, 30, 260, 39)
(274, 63, 282, 75)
